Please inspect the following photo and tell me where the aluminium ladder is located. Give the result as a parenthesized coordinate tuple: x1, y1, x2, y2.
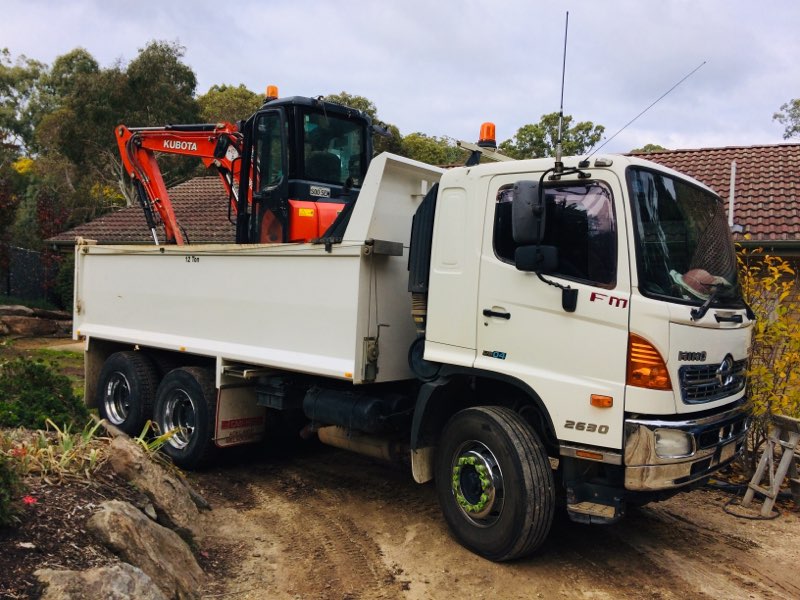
(741, 414, 800, 517)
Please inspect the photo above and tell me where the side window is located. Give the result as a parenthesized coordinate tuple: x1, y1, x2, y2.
(493, 181, 617, 286)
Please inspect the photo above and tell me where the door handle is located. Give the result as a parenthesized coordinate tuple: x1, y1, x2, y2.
(483, 309, 511, 320)
(715, 313, 743, 324)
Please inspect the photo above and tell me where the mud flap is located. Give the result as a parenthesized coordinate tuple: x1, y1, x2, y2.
(215, 385, 267, 447)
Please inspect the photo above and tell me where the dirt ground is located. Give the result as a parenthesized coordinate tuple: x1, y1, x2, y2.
(3, 337, 799, 599)
(191, 445, 800, 600)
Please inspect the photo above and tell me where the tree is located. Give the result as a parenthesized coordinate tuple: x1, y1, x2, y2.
(499, 113, 604, 159)
(773, 99, 800, 139)
(630, 143, 669, 153)
(0, 48, 46, 151)
(401, 132, 466, 165)
(198, 84, 262, 123)
(125, 41, 198, 126)
(324, 91, 378, 120)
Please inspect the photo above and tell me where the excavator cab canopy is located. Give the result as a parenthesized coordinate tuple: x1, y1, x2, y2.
(240, 96, 373, 243)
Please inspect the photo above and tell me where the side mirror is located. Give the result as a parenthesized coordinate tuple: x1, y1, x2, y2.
(514, 245, 558, 273)
(512, 180, 545, 245)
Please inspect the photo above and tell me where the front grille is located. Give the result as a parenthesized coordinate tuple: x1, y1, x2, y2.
(679, 359, 747, 404)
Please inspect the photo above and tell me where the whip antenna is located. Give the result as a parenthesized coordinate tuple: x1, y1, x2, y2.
(554, 11, 569, 175)
(583, 60, 707, 161)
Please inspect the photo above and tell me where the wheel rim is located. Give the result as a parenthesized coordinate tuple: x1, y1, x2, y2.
(160, 388, 197, 449)
(103, 371, 131, 425)
(450, 440, 505, 526)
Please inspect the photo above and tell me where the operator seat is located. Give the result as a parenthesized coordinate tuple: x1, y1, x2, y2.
(306, 151, 341, 182)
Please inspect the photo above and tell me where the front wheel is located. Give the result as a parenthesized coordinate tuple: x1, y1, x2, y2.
(435, 406, 555, 561)
(154, 367, 217, 469)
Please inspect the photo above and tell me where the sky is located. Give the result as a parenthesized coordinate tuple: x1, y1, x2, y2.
(2, 0, 799, 154)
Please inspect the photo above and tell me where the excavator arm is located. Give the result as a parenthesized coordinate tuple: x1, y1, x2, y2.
(116, 123, 245, 244)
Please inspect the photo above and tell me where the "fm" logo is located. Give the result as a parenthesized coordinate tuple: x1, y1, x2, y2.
(590, 291, 628, 309)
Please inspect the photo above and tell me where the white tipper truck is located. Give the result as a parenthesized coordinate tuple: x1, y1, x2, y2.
(73, 147, 751, 561)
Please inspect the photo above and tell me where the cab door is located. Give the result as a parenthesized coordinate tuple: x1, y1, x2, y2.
(474, 174, 631, 450)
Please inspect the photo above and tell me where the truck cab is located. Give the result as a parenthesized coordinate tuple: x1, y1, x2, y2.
(413, 154, 750, 535)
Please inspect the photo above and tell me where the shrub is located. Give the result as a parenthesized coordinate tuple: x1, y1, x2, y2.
(0, 358, 89, 430)
(738, 248, 800, 468)
(0, 440, 23, 527)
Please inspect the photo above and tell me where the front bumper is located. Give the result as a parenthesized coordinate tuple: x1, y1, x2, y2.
(624, 400, 750, 491)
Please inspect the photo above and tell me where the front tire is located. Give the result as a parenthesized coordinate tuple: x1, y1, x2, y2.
(154, 367, 217, 469)
(96, 351, 158, 435)
(435, 406, 555, 561)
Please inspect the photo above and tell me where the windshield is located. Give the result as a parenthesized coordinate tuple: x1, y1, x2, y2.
(628, 167, 742, 306)
(302, 110, 366, 187)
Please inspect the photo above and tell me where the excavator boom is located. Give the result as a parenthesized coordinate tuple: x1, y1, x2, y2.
(116, 123, 244, 245)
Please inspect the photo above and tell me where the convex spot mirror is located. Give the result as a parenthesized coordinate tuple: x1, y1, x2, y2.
(512, 180, 545, 245)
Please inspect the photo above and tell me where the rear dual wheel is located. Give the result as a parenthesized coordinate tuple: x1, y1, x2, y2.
(435, 406, 555, 561)
(96, 351, 158, 435)
(154, 367, 217, 469)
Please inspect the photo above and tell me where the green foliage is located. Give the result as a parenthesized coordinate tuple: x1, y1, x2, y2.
(0, 48, 46, 151)
(0, 440, 23, 527)
(773, 98, 800, 140)
(499, 112, 605, 159)
(0, 357, 88, 430)
(54, 251, 75, 310)
(631, 143, 669, 153)
(738, 248, 800, 464)
(0, 42, 202, 251)
(198, 84, 262, 123)
(401, 132, 466, 165)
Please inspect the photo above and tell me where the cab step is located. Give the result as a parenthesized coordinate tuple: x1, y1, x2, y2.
(567, 501, 624, 524)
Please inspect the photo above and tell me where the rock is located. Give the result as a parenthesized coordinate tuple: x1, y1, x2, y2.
(36, 563, 168, 600)
(87, 500, 204, 600)
(55, 319, 73, 335)
(0, 315, 58, 336)
(107, 435, 208, 540)
(0, 305, 35, 317)
(30, 307, 71, 320)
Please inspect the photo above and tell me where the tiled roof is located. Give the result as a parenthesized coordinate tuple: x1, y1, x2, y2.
(48, 177, 235, 245)
(632, 144, 800, 244)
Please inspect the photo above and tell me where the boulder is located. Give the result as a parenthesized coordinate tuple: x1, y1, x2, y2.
(87, 500, 204, 600)
(0, 315, 58, 336)
(0, 305, 35, 317)
(35, 563, 168, 600)
(107, 435, 208, 540)
(30, 307, 71, 320)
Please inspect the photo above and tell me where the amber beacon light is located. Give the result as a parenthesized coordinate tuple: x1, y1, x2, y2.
(478, 122, 497, 149)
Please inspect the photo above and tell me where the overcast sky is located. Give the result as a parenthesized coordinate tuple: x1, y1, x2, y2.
(3, 0, 799, 153)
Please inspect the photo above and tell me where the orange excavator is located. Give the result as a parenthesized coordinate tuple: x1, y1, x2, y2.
(116, 87, 374, 245)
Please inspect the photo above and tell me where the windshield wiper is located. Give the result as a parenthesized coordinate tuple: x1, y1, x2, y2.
(690, 287, 721, 321)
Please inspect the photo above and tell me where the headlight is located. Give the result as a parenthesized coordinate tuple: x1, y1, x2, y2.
(654, 428, 694, 458)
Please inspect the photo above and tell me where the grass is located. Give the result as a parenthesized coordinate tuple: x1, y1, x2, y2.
(0, 339, 85, 399)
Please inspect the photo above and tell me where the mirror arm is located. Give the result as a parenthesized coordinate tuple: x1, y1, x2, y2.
(536, 272, 578, 313)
